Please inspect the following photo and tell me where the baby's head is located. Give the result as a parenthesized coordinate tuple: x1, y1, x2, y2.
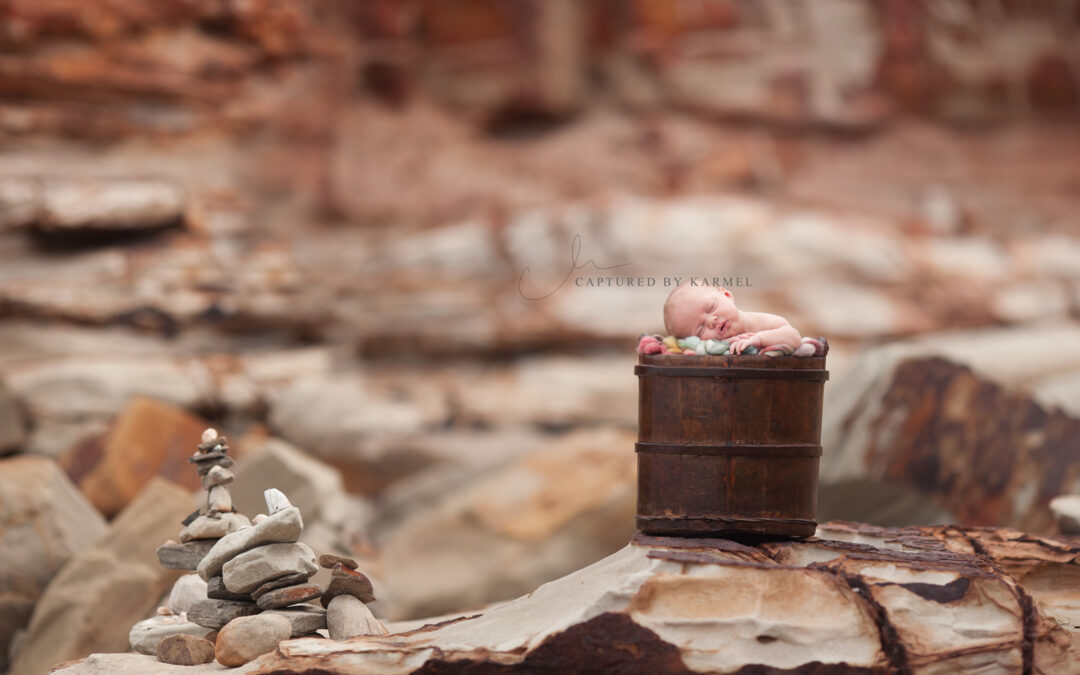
(663, 282, 740, 340)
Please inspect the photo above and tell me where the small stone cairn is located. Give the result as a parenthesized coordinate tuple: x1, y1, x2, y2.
(184, 428, 250, 541)
(155, 428, 250, 571)
(130, 427, 385, 667)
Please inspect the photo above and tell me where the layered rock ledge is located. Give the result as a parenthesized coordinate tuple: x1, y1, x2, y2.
(53, 522, 1080, 674)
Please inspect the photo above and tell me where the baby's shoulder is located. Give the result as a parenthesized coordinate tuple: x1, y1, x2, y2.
(744, 311, 791, 330)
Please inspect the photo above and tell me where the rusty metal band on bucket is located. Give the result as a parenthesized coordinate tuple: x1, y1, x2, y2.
(634, 365, 829, 381)
(635, 515, 818, 528)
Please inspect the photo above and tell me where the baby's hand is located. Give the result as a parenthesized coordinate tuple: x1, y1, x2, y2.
(730, 334, 762, 355)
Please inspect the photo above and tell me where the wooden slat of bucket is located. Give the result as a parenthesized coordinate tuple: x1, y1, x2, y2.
(636, 447, 819, 517)
(638, 365, 825, 446)
(636, 443, 823, 457)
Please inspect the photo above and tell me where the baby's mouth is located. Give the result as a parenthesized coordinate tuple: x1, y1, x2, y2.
(718, 320, 729, 337)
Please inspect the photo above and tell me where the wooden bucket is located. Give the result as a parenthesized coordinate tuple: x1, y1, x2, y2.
(635, 353, 828, 538)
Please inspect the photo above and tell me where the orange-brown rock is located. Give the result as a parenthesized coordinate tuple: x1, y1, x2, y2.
(61, 396, 209, 517)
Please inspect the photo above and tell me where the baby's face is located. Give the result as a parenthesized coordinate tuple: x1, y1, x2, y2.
(666, 286, 739, 340)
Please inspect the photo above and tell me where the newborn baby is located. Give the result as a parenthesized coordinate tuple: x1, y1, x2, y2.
(663, 283, 801, 355)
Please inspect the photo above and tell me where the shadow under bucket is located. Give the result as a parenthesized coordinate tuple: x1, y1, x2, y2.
(635, 353, 829, 538)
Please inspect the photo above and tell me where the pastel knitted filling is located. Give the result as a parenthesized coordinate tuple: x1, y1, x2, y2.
(638, 334, 827, 357)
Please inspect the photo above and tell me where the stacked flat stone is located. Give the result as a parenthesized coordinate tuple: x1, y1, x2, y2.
(319, 554, 387, 640)
(191, 488, 326, 647)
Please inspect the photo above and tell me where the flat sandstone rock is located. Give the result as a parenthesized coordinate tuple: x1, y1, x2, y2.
(256, 583, 322, 610)
(187, 598, 261, 630)
(265, 606, 328, 637)
(156, 539, 217, 571)
(197, 507, 303, 581)
(318, 553, 358, 571)
(320, 564, 375, 607)
(179, 512, 251, 543)
(251, 572, 311, 601)
(222, 542, 317, 594)
(54, 523, 1080, 674)
(128, 615, 213, 656)
(206, 575, 252, 601)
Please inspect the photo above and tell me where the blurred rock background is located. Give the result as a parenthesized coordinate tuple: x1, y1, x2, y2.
(1, 0, 1079, 671)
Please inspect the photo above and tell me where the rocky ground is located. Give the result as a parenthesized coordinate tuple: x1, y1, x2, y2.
(2, 0, 1080, 672)
(49, 523, 1080, 674)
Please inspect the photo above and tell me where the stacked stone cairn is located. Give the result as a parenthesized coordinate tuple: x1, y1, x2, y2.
(183, 428, 251, 540)
(154, 429, 250, 573)
(130, 427, 385, 667)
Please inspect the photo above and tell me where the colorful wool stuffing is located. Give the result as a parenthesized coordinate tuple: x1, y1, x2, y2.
(637, 334, 827, 357)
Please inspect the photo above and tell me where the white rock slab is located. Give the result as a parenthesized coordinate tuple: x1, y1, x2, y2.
(128, 615, 213, 656)
(56, 652, 260, 673)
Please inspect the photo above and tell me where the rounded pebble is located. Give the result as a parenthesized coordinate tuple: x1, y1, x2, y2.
(157, 634, 215, 666)
(694, 344, 706, 355)
(682, 336, 701, 349)
(215, 614, 292, 667)
(168, 574, 208, 616)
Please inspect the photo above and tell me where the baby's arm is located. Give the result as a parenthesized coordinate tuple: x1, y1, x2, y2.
(729, 312, 801, 354)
